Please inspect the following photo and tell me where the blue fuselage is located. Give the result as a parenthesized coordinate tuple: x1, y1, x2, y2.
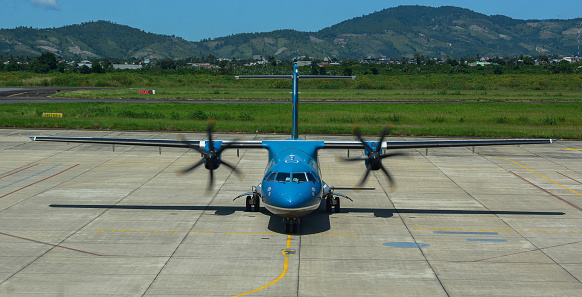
(258, 141, 325, 218)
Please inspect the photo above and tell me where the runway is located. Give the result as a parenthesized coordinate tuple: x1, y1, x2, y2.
(1, 129, 581, 296)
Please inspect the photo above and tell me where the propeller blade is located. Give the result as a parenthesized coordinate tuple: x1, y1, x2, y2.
(358, 168, 372, 186)
(375, 127, 388, 153)
(207, 167, 215, 191)
(338, 155, 369, 162)
(379, 165, 395, 185)
(178, 134, 204, 154)
(207, 121, 215, 151)
(353, 127, 373, 153)
(341, 126, 403, 190)
(178, 158, 205, 175)
(218, 159, 242, 176)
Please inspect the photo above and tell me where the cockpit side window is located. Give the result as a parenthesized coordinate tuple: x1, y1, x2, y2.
(305, 172, 318, 182)
(276, 172, 291, 183)
(265, 171, 277, 182)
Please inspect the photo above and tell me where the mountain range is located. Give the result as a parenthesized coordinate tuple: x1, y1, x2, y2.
(1, 5, 581, 60)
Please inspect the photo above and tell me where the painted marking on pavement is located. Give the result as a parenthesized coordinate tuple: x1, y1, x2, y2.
(435, 231, 498, 235)
(483, 154, 582, 199)
(0, 164, 61, 190)
(511, 171, 582, 211)
(0, 164, 79, 199)
(233, 234, 292, 297)
(0, 163, 39, 180)
(383, 242, 430, 248)
(467, 238, 508, 242)
(556, 171, 582, 185)
(415, 227, 582, 234)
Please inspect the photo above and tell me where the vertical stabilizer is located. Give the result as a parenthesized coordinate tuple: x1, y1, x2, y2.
(291, 64, 300, 140)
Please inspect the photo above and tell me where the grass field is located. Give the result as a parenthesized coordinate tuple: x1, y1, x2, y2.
(1, 101, 579, 139)
(55, 88, 582, 102)
(2, 71, 581, 138)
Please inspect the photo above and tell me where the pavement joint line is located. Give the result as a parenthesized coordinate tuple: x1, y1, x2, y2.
(0, 231, 103, 256)
(471, 240, 582, 263)
(299, 257, 582, 265)
(371, 157, 451, 296)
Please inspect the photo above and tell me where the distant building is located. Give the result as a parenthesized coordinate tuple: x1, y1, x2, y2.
(295, 61, 311, 67)
(113, 64, 142, 70)
(563, 57, 581, 63)
(189, 63, 219, 68)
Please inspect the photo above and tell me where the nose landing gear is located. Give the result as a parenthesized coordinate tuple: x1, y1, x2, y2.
(284, 218, 300, 234)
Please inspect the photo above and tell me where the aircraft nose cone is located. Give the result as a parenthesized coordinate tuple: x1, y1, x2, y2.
(265, 184, 320, 208)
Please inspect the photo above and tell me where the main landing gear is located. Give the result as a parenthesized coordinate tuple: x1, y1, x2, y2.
(325, 196, 341, 213)
(245, 194, 260, 212)
(234, 186, 261, 212)
(284, 218, 300, 234)
(323, 189, 352, 214)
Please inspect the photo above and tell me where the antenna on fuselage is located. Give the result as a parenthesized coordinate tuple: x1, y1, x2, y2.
(236, 63, 355, 139)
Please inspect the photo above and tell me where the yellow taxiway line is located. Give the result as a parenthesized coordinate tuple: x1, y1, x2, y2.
(233, 234, 293, 297)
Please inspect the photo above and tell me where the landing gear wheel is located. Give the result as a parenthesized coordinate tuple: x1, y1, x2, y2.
(284, 219, 300, 234)
(245, 196, 251, 212)
(334, 197, 341, 213)
(326, 197, 332, 213)
(253, 197, 260, 212)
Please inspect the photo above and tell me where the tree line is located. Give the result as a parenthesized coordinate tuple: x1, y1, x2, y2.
(1, 52, 580, 76)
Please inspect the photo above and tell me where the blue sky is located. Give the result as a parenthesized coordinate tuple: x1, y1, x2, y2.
(1, 0, 581, 42)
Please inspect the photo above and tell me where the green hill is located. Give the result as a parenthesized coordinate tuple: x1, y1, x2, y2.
(1, 6, 580, 60)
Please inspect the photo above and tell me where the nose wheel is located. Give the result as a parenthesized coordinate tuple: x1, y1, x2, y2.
(284, 218, 300, 234)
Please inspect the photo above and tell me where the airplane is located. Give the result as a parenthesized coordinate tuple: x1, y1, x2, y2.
(30, 64, 555, 233)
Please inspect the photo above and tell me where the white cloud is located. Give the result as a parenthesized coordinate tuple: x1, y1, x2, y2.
(30, 0, 60, 11)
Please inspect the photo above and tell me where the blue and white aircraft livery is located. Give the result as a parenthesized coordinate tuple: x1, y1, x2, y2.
(31, 64, 555, 233)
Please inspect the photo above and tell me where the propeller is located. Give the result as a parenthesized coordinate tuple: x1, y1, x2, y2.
(177, 121, 241, 191)
(341, 126, 405, 189)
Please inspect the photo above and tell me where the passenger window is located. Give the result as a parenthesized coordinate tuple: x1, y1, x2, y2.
(306, 172, 317, 182)
(265, 172, 276, 181)
(293, 172, 307, 183)
(276, 172, 291, 183)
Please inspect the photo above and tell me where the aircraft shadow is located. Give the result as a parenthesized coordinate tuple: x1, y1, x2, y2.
(50, 204, 564, 235)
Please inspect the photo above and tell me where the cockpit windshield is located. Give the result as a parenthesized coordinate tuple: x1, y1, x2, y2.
(265, 171, 318, 183)
(276, 172, 291, 182)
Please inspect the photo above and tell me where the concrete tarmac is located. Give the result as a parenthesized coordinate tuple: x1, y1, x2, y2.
(0, 129, 581, 296)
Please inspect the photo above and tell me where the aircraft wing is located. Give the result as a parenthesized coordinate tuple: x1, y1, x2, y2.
(31, 136, 554, 150)
(29, 136, 264, 149)
(323, 138, 555, 150)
